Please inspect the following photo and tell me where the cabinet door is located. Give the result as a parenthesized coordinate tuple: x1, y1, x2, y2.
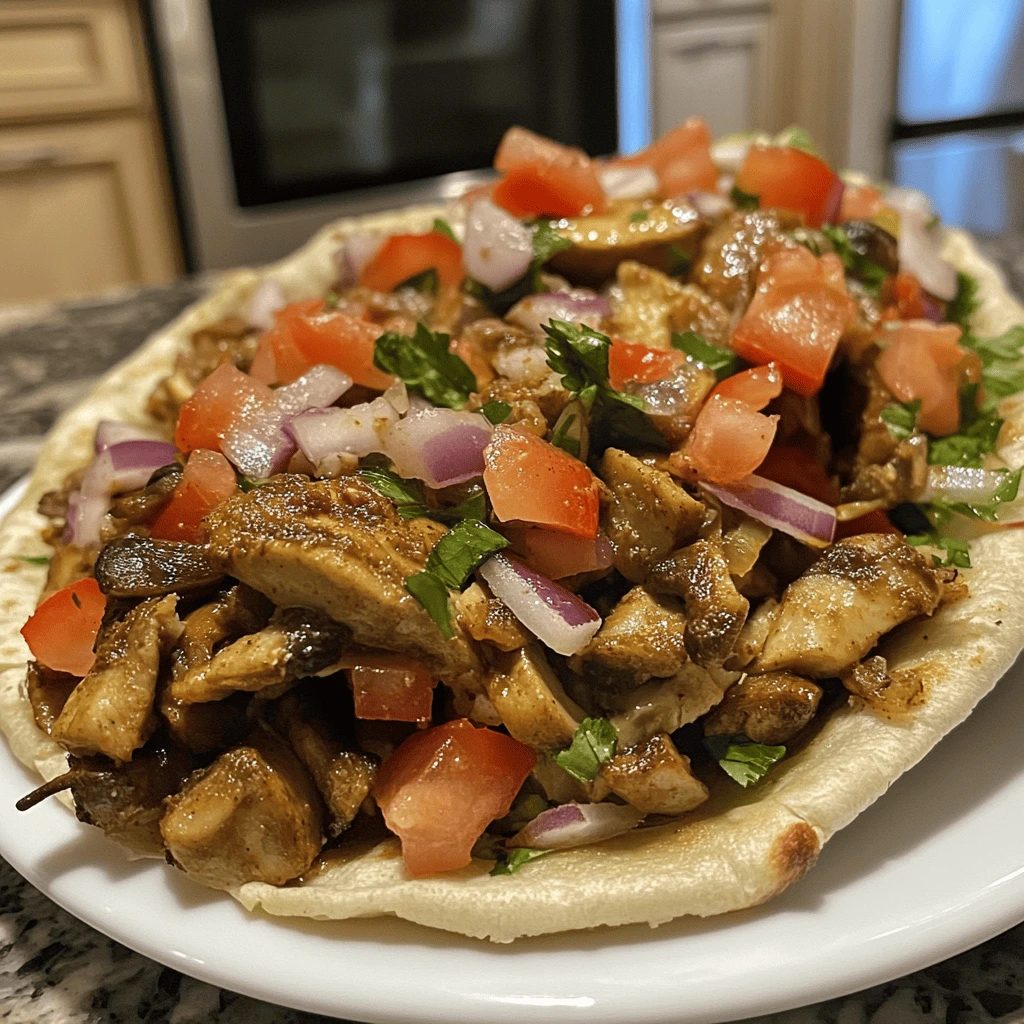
(0, 117, 180, 303)
(653, 14, 771, 139)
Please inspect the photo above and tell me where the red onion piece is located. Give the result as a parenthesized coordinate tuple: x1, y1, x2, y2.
(288, 395, 399, 468)
(245, 278, 286, 331)
(510, 801, 643, 850)
(478, 553, 601, 656)
(687, 190, 733, 221)
(463, 198, 534, 292)
(506, 289, 611, 339)
(703, 473, 837, 547)
(383, 408, 492, 488)
(94, 420, 161, 453)
(335, 232, 384, 286)
(922, 465, 1009, 504)
(222, 364, 351, 479)
(598, 165, 658, 200)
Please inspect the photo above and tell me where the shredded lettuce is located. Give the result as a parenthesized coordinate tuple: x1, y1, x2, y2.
(946, 271, 980, 329)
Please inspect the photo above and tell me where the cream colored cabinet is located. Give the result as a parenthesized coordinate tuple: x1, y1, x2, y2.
(0, 0, 181, 304)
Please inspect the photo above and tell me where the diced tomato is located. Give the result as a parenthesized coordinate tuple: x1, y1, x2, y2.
(735, 145, 843, 228)
(373, 718, 535, 877)
(248, 335, 277, 385)
(840, 184, 885, 222)
(348, 655, 436, 723)
(710, 363, 783, 410)
(835, 508, 900, 539)
(483, 426, 600, 539)
(452, 337, 496, 389)
(730, 247, 856, 397)
(150, 449, 236, 543)
(881, 271, 927, 322)
(756, 444, 839, 504)
(174, 364, 272, 453)
(359, 233, 464, 293)
(494, 126, 587, 173)
(611, 117, 717, 196)
(681, 395, 778, 484)
(492, 164, 606, 219)
(289, 310, 394, 390)
(21, 577, 107, 677)
(504, 524, 612, 580)
(608, 338, 685, 390)
(876, 320, 966, 436)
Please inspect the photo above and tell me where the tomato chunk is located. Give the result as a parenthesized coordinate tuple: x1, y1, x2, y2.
(840, 183, 885, 222)
(505, 525, 612, 580)
(880, 271, 929, 322)
(359, 233, 464, 293)
(608, 339, 685, 390)
(483, 426, 600, 538)
(22, 577, 107, 677)
(492, 163, 606, 219)
(612, 117, 717, 196)
(373, 719, 535, 877)
(289, 310, 393, 390)
(735, 145, 843, 227)
(348, 655, 436, 723)
(174, 364, 272, 454)
(876, 320, 966, 436)
(730, 247, 856, 397)
(710, 363, 783, 410)
(151, 449, 237, 543)
(494, 126, 590, 174)
(835, 508, 900, 539)
(681, 395, 778, 484)
(756, 444, 839, 504)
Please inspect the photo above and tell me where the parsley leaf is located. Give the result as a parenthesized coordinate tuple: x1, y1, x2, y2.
(480, 400, 512, 425)
(774, 125, 819, 155)
(432, 217, 458, 243)
(629, 210, 648, 223)
(821, 224, 889, 297)
(962, 325, 1024, 365)
(946, 271, 980, 329)
(532, 220, 572, 266)
(671, 330, 741, 380)
(239, 477, 269, 493)
(490, 848, 551, 876)
(397, 267, 439, 295)
(731, 185, 759, 210)
(405, 572, 455, 639)
(359, 464, 425, 509)
(705, 735, 786, 787)
(906, 532, 971, 568)
(425, 519, 509, 589)
(374, 322, 477, 409)
(553, 717, 617, 782)
(880, 399, 920, 442)
(441, 488, 488, 524)
(361, 463, 487, 524)
(18, 555, 50, 566)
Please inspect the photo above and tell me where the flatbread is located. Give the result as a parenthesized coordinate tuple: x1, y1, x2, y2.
(1, 209, 1022, 943)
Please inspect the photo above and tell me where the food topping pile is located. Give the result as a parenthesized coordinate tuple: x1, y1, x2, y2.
(16, 120, 1024, 885)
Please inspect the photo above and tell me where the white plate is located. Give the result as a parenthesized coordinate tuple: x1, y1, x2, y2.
(2, 475, 1024, 1024)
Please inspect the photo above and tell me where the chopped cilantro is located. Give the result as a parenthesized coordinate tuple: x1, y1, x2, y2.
(932, 467, 1021, 523)
(425, 519, 508, 589)
(397, 267, 439, 295)
(441, 488, 488, 524)
(490, 847, 551, 876)
(18, 555, 50, 567)
(479, 400, 512, 425)
(553, 717, 617, 782)
(774, 125, 819, 156)
(405, 571, 454, 639)
(730, 185, 759, 210)
(906, 532, 971, 569)
(374, 322, 477, 409)
(821, 225, 889, 297)
(880, 399, 920, 442)
(550, 412, 581, 458)
(324, 290, 341, 310)
(359, 464, 424, 509)
(360, 464, 486, 524)
(705, 735, 786, 787)
(671, 330, 741, 380)
(239, 477, 269, 492)
(532, 220, 572, 266)
(946, 271, 980, 329)
(432, 217, 458, 243)
(629, 210, 648, 223)
(667, 243, 692, 276)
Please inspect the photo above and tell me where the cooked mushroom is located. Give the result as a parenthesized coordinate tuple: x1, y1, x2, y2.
(94, 534, 224, 598)
(724, 597, 779, 670)
(108, 463, 182, 525)
(704, 672, 823, 745)
(599, 732, 709, 815)
(454, 582, 530, 652)
(26, 661, 79, 734)
(841, 655, 925, 719)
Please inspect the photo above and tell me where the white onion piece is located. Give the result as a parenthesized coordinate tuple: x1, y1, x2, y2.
(288, 395, 399, 467)
(478, 553, 601, 656)
(897, 211, 958, 302)
(712, 134, 761, 173)
(506, 289, 611, 338)
(598, 165, 658, 200)
(884, 186, 934, 220)
(94, 420, 161, 453)
(382, 379, 409, 415)
(245, 278, 286, 331)
(335, 232, 384, 285)
(510, 801, 643, 850)
(382, 407, 492, 488)
(703, 473, 837, 547)
(687, 190, 733, 221)
(222, 364, 351, 479)
(491, 345, 551, 383)
(463, 199, 534, 292)
(922, 465, 1009, 504)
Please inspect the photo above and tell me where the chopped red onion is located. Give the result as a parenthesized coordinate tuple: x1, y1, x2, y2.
(506, 289, 611, 339)
(335, 232, 384, 285)
(94, 420, 161, 453)
(687, 190, 733, 221)
(478, 553, 601, 656)
(598, 165, 658, 200)
(222, 364, 351, 479)
(288, 395, 398, 468)
(245, 278, 286, 331)
(922, 465, 1009, 504)
(383, 408, 492, 488)
(510, 801, 643, 850)
(703, 473, 837, 547)
(463, 199, 534, 292)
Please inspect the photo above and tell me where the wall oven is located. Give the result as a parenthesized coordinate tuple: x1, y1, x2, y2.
(150, 0, 647, 270)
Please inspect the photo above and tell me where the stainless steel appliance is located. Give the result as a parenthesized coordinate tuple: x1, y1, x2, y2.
(150, 0, 646, 270)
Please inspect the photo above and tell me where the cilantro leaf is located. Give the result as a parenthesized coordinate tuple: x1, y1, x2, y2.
(239, 477, 269, 492)
(962, 325, 1024, 365)
(550, 412, 581, 458)
(977, 359, 1024, 404)
(880, 399, 920, 442)
(404, 571, 454, 639)
(361, 463, 486, 523)
(543, 320, 611, 394)
(490, 847, 551, 876)
(946, 271, 980, 329)
(629, 210, 648, 223)
(359, 464, 425, 508)
(532, 220, 572, 266)
(667, 243, 692, 276)
(18, 555, 50, 566)
(821, 224, 889, 298)
(730, 185, 759, 210)
(931, 467, 1022, 522)
(553, 717, 617, 782)
(425, 519, 509, 589)
(432, 217, 458, 243)
(439, 488, 488, 524)
(671, 330, 741, 380)
(374, 322, 477, 409)
(705, 735, 786, 787)
(397, 267, 439, 295)
(774, 125, 819, 155)
(480, 400, 512, 425)
(906, 532, 971, 568)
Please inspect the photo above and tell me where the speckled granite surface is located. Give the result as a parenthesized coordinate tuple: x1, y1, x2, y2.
(2, 276, 1024, 1024)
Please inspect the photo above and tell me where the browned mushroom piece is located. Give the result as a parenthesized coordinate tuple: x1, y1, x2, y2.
(160, 722, 325, 890)
(26, 661, 80, 734)
(704, 672, 823, 745)
(94, 534, 224, 598)
(599, 732, 709, 815)
(108, 463, 182, 525)
(840, 655, 926, 720)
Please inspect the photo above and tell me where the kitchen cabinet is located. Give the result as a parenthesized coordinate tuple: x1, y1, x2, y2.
(0, 0, 181, 305)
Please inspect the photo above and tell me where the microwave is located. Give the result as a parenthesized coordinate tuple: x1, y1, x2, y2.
(150, 0, 650, 270)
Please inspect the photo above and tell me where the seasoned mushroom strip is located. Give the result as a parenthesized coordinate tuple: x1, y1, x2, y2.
(94, 534, 224, 598)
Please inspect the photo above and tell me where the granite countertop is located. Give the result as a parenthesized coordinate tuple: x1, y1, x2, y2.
(2, 275, 1024, 1024)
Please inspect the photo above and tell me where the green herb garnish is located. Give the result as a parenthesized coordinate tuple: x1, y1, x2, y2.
(553, 717, 617, 783)
(360, 463, 487, 524)
(432, 218, 458, 243)
(550, 413, 581, 458)
(774, 125, 819, 156)
(880, 399, 920, 441)
(821, 224, 889, 297)
(490, 848, 551, 876)
(730, 185, 759, 210)
(667, 243, 692, 276)
(374, 322, 477, 409)
(705, 735, 786, 787)
(359, 464, 424, 509)
(629, 210, 648, 223)
(397, 267, 439, 296)
(405, 571, 455, 639)
(671, 330, 741, 380)
(532, 220, 572, 266)
(480, 400, 512, 425)
(946, 271, 980, 329)
(932, 467, 1021, 523)
(18, 555, 50, 567)
(906, 532, 972, 569)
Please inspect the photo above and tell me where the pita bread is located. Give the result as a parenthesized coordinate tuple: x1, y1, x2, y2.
(0, 209, 1022, 942)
